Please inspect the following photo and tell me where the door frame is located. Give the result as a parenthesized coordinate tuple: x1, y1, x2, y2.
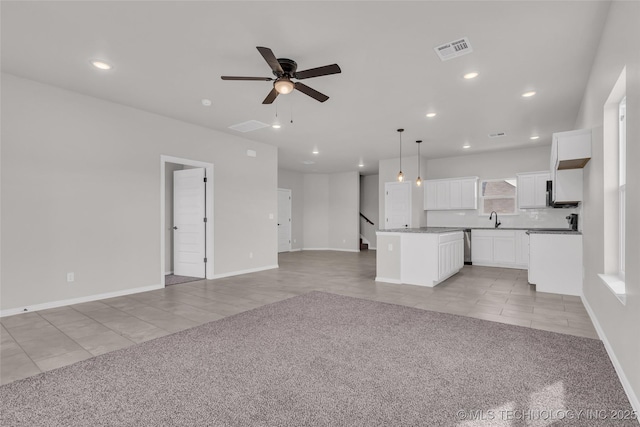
(160, 155, 214, 286)
(277, 188, 292, 253)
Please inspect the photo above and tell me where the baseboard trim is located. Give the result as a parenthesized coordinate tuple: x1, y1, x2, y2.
(164, 271, 173, 275)
(289, 248, 302, 252)
(212, 265, 279, 279)
(0, 283, 164, 318)
(581, 295, 640, 415)
(374, 277, 402, 284)
(302, 248, 360, 253)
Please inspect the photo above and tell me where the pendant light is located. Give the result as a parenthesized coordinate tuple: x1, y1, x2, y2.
(397, 129, 404, 182)
(415, 140, 422, 186)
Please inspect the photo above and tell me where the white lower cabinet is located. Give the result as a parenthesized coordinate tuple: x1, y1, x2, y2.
(471, 229, 528, 269)
(438, 234, 464, 280)
(396, 231, 464, 287)
(528, 233, 582, 296)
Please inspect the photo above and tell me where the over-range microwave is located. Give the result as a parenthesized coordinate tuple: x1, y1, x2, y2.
(546, 180, 579, 208)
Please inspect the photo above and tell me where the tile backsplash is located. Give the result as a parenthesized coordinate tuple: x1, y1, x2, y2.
(426, 206, 580, 229)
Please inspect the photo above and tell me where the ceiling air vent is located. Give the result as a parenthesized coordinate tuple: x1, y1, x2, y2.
(434, 37, 473, 61)
(489, 132, 506, 138)
(229, 120, 270, 133)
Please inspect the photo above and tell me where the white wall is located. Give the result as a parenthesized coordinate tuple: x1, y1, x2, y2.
(277, 169, 304, 250)
(378, 155, 427, 230)
(1, 74, 278, 312)
(424, 146, 578, 229)
(360, 174, 379, 249)
(302, 172, 359, 251)
(328, 172, 360, 252)
(302, 174, 330, 249)
(574, 0, 640, 410)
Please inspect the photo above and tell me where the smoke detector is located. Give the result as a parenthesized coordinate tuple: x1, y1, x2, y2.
(434, 37, 473, 61)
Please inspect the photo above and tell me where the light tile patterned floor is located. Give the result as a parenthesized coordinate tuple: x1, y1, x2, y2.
(0, 250, 597, 385)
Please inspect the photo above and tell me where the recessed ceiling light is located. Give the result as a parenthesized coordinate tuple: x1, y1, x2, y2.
(426, 112, 437, 118)
(530, 135, 540, 140)
(201, 99, 212, 107)
(522, 91, 536, 98)
(463, 72, 479, 79)
(358, 163, 364, 168)
(312, 149, 319, 155)
(272, 124, 281, 129)
(462, 144, 471, 149)
(90, 60, 112, 70)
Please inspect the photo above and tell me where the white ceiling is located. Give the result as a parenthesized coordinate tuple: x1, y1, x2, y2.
(1, 1, 610, 174)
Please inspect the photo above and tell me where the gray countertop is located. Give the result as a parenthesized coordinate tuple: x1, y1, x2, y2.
(378, 227, 464, 234)
(378, 227, 581, 235)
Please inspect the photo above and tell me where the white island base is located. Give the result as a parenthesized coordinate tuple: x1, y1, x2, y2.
(376, 229, 464, 287)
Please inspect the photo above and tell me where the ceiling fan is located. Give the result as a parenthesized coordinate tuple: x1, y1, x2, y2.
(221, 46, 341, 104)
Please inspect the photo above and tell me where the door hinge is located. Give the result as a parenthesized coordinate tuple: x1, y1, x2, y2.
(203, 217, 208, 222)
(204, 257, 208, 263)
(204, 177, 207, 182)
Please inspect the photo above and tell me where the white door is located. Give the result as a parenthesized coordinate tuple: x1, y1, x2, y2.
(277, 188, 292, 253)
(385, 182, 411, 229)
(173, 168, 206, 278)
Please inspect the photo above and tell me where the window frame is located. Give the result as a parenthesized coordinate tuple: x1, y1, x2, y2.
(478, 178, 518, 216)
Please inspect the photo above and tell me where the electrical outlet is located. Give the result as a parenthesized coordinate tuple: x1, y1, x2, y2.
(67, 272, 75, 282)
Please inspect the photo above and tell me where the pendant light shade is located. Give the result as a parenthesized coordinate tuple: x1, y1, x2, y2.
(416, 140, 422, 186)
(397, 129, 404, 182)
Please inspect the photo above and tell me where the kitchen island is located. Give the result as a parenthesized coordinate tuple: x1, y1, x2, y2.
(376, 227, 464, 287)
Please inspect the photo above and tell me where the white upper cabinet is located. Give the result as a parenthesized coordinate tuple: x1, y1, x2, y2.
(517, 171, 550, 209)
(551, 129, 592, 170)
(424, 177, 478, 210)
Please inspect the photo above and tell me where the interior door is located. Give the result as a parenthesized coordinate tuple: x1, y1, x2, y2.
(277, 188, 292, 253)
(173, 168, 206, 278)
(385, 182, 411, 229)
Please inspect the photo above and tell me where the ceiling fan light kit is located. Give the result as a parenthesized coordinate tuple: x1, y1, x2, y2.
(221, 46, 341, 104)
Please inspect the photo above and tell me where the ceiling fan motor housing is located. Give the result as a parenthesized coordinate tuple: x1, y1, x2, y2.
(275, 58, 297, 78)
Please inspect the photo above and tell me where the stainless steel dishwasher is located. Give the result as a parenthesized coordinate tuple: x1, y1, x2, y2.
(463, 228, 472, 265)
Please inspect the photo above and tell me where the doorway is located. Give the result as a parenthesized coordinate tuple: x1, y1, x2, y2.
(160, 155, 214, 287)
(277, 188, 292, 253)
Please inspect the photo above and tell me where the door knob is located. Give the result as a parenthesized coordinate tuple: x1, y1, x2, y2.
(172, 226, 178, 230)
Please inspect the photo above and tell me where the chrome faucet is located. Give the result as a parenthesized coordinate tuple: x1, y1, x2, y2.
(489, 211, 501, 228)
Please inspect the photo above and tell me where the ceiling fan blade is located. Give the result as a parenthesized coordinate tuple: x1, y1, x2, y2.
(256, 46, 283, 74)
(294, 64, 341, 80)
(294, 82, 329, 102)
(221, 76, 273, 81)
(262, 88, 279, 104)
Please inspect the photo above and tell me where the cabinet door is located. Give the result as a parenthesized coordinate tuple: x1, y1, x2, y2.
(514, 230, 529, 267)
(460, 179, 478, 209)
(449, 180, 462, 209)
(438, 242, 449, 279)
(518, 175, 536, 208)
(436, 181, 449, 209)
(493, 236, 516, 264)
(471, 235, 494, 264)
(424, 180, 437, 210)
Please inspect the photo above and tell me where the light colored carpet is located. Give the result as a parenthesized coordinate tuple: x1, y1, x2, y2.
(0, 292, 634, 426)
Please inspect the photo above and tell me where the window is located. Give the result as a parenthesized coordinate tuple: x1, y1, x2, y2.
(479, 178, 517, 215)
(618, 96, 626, 280)
(598, 68, 626, 304)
